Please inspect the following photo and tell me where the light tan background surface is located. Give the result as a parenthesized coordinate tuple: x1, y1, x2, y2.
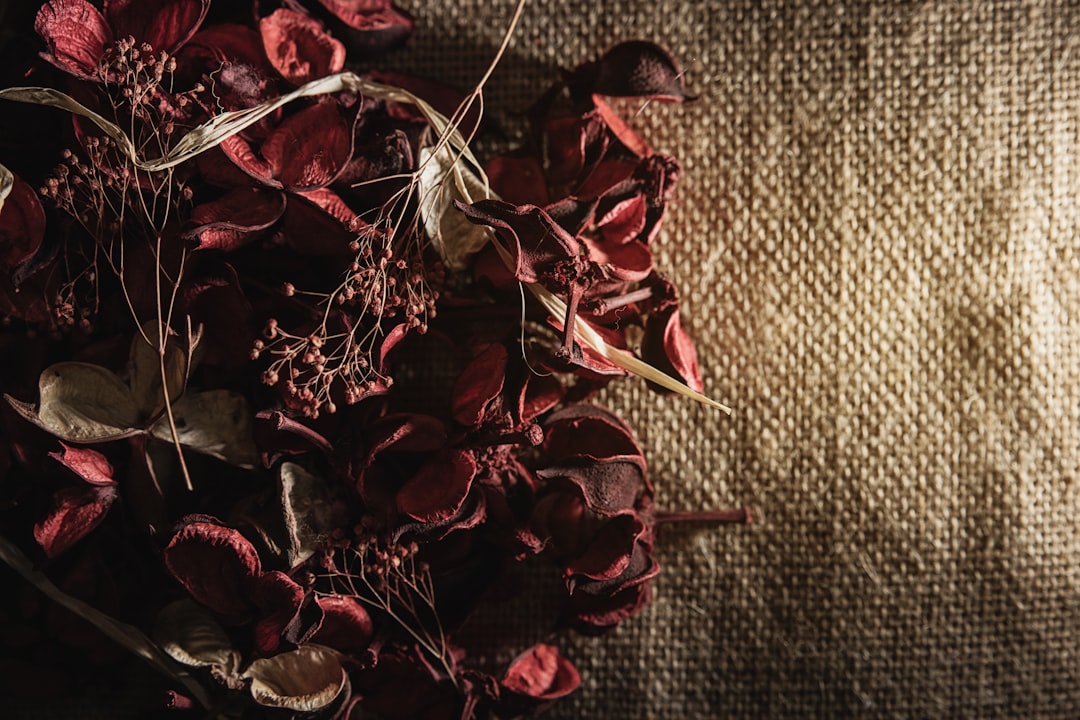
(386, 1, 1080, 717)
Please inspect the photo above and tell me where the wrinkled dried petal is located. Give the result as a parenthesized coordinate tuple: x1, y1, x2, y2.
(251, 571, 306, 654)
(244, 644, 346, 711)
(486, 154, 548, 206)
(263, 101, 352, 190)
(396, 449, 477, 523)
(105, 0, 210, 55)
(33, 484, 118, 558)
(0, 172, 46, 273)
(643, 304, 705, 394)
(564, 513, 643, 581)
(49, 443, 115, 486)
(186, 187, 286, 251)
(312, 595, 374, 652)
(35, 0, 112, 78)
(260, 8, 346, 86)
(163, 519, 262, 623)
(591, 41, 689, 101)
(502, 643, 580, 700)
(451, 343, 507, 428)
(456, 200, 582, 286)
(315, 0, 414, 56)
(154, 599, 241, 675)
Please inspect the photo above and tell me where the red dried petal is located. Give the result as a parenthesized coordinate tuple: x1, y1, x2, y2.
(0, 173, 46, 273)
(312, 595, 374, 652)
(456, 200, 582, 285)
(33, 485, 117, 558)
(592, 95, 653, 158)
(591, 41, 689, 101)
(282, 192, 356, 256)
(34, 0, 112, 78)
(163, 519, 263, 623)
(643, 304, 704, 394)
(502, 644, 580, 701)
(250, 571, 305, 654)
(105, 0, 209, 54)
(396, 449, 476, 523)
(315, 0, 414, 56)
(219, 134, 279, 187)
(263, 101, 352, 190)
(294, 187, 357, 227)
(564, 513, 643, 582)
(486, 154, 549, 206)
(186, 187, 286, 251)
(49, 443, 115, 486)
(260, 9, 346, 86)
(451, 343, 507, 428)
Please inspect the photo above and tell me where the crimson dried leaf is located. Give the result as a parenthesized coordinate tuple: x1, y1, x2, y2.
(34, 0, 112, 78)
(501, 643, 580, 701)
(260, 8, 346, 86)
(33, 484, 118, 558)
(263, 101, 352, 190)
(49, 443, 115, 486)
(163, 519, 263, 623)
(186, 187, 286, 251)
(312, 595, 374, 653)
(395, 449, 477, 523)
(105, 0, 209, 55)
(0, 172, 46, 274)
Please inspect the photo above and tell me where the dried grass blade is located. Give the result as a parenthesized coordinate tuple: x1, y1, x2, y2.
(0, 535, 212, 708)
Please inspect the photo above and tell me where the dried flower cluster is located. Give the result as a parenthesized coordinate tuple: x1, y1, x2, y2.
(0, 1, 744, 717)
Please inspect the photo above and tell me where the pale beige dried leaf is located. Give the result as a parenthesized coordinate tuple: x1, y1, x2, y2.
(155, 599, 241, 676)
(243, 644, 346, 711)
(8, 362, 143, 442)
(417, 145, 492, 269)
(279, 462, 336, 567)
(129, 320, 188, 421)
(0, 87, 138, 160)
(149, 389, 258, 467)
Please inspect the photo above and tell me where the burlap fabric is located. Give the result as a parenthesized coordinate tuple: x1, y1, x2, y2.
(385, 1, 1080, 718)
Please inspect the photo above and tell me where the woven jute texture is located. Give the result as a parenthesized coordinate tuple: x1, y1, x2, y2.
(385, 1, 1080, 718)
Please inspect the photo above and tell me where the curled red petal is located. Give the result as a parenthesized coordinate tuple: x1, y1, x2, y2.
(163, 519, 262, 623)
(502, 643, 580, 701)
(282, 192, 357, 256)
(263, 101, 352, 190)
(250, 571, 305, 654)
(315, 0, 414, 56)
(260, 9, 346, 86)
(456, 200, 582, 285)
(486, 154, 549, 206)
(564, 513, 643, 581)
(591, 41, 689, 101)
(396, 449, 476, 523)
(312, 595, 374, 653)
(643, 304, 704, 395)
(33, 484, 118, 558)
(219, 134, 279, 187)
(34, 0, 112, 78)
(49, 443, 115, 486)
(0, 173, 46, 273)
(186, 187, 286, 251)
(105, 0, 209, 54)
(451, 343, 507, 428)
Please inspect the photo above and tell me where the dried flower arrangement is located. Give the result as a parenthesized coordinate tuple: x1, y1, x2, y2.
(0, 1, 746, 717)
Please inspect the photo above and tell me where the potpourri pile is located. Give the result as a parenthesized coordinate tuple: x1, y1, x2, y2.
(0, 1, 742, 717)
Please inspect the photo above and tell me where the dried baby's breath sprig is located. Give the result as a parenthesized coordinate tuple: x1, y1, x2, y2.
(316, 534, 456, 686)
